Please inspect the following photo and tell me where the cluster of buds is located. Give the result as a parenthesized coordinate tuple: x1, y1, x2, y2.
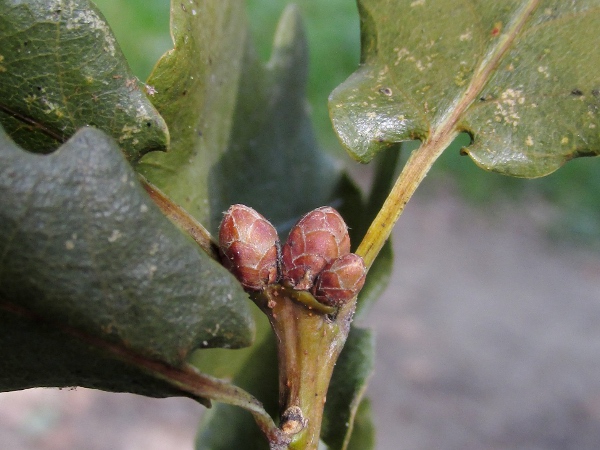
(218, 204, 366, 308)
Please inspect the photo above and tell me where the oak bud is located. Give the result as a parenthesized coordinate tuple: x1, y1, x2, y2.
(281, 206, 351, 290)
(218, 204, 279, 291)
(312, 253, 366, 307)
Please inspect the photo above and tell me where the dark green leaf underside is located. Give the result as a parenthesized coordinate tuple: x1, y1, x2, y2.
(0, 125, 254, 391)
(0, 305, 187, 398)
(330, 0, 600, 177)
(0, 0, 168, 161)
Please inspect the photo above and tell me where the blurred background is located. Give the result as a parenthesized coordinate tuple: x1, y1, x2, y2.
(1, 1, 600, 449)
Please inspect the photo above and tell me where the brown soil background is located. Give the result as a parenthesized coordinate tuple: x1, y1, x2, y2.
(2, 184, 600, 450)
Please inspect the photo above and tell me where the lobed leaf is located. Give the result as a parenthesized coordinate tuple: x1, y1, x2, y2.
(136, 1, 248, 229)
(329, 0, 600, 178)
(0, 0, 168, 161)
(0, 125, 254, 393)
(137, 2, 338, 234)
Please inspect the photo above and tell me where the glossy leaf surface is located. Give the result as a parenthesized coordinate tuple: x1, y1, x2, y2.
(330, 0, 600, 177)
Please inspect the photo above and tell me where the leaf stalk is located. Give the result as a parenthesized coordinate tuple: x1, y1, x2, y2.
(356, 129, 458, 269)
(140, 176, 219, 260)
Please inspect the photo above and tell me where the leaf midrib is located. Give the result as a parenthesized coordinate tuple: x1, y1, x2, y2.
(356, 0, 542, 269)
(434, 0, 541, 135)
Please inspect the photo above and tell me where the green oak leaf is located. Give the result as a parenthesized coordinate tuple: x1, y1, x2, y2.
(0, 0, 168, 161)
(136, 0, 249, 229)
(0, 125, 255, 393)
(344, 399, 376, 450)
(137, 2, 337, 234)
(329, 0, 600, 177)
(321, 327, 375, 450)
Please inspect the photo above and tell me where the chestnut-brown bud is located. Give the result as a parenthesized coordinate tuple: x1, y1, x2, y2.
(218, 204, 279, 291)
(281, 206, 351, 290)
(312, 253, 366, 307)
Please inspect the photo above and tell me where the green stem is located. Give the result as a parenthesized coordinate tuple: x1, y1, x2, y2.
(356, 130, 458, 269)
(254, 286, 355, 450)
